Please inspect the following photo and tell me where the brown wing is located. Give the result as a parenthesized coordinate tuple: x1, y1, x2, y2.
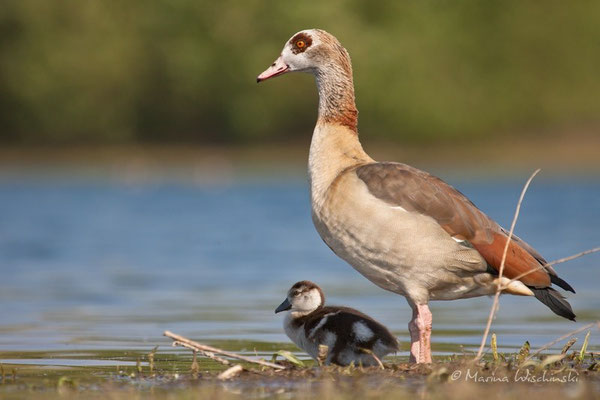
(355, 162, 553, 288)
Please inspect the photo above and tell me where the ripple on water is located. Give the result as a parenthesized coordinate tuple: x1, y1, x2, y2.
(0, 175, 598, 363)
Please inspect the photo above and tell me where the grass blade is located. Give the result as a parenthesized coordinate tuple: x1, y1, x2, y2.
(539, 354, 566, 370)
(578, 331, 590, 363)
(517, 341, 530, 365)
(491, 333, 499, 362)
(274, 350, 305, 367)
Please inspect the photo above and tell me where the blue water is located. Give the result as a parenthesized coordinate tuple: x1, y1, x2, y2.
(0, 171, 598, 360)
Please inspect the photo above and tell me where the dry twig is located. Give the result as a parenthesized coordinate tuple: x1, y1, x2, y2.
(359, 348, 385, 370)
(172, 340, 230, 366)
(370, 353, 385, 370)
(164, 330, 286, 370)
(217, 364, 244, 380)
(474, 169, 540, 360)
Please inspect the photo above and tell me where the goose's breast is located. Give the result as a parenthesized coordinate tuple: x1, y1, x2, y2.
(311, 172, 487, 297)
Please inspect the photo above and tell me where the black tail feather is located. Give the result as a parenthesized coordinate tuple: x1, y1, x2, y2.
(550, 275, 576, 293)
(530, 287, 576, 321)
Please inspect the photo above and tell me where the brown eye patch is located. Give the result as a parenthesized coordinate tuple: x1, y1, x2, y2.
(289, 32, 312, 54)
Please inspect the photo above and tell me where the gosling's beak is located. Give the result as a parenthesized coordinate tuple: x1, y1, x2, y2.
(257, 56, 289, 83)
(275, 298, 292, 313)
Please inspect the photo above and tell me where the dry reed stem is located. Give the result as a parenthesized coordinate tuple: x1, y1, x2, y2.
(474, 169, 541, 361)
(527, 322, 600, 360)
(359, 348, 385, 370)
(370, 353, 385, 370)
(172, 341, 230, 366)
(217, 364, 244, 380)
(164, 330, 286, 370)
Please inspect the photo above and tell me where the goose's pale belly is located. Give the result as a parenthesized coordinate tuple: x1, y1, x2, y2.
(311, 174, 494, 304)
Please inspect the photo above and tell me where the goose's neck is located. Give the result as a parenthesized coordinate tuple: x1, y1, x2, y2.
(315, 68, 358, 132)
(309, 68, 372, 208)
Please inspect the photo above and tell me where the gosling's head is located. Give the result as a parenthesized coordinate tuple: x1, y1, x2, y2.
(275, 280, 325, 316)
(257, 29, 351, 82)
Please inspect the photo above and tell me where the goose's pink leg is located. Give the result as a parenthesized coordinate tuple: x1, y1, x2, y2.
(408, 304, 432, 363)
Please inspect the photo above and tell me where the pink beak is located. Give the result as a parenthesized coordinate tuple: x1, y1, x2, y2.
(257, 56, 289, 83)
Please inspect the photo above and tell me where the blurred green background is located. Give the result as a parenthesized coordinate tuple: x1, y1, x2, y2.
(0, 0, 599, 146)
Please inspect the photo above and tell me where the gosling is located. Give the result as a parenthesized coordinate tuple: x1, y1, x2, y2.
(275, 280, 398, 366)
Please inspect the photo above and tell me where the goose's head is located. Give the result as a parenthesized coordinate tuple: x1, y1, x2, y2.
(275, 280, 325, 315)
(257, 29, 350, 82)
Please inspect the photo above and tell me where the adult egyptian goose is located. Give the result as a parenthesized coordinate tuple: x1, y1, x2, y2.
(275, 281, 399, 366)
(258, 29, 575, 364)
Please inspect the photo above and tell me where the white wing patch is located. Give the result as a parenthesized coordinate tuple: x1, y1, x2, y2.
(390, 205, 407, 212)
(452, 236, 474, 248)
(323, 330, 337, 348)
(352, 321, 374, 342)
(308, 312, 338, 339)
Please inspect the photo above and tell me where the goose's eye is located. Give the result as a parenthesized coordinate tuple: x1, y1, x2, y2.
(296, 40, 306, 49)
(292, 290, 300, 297)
